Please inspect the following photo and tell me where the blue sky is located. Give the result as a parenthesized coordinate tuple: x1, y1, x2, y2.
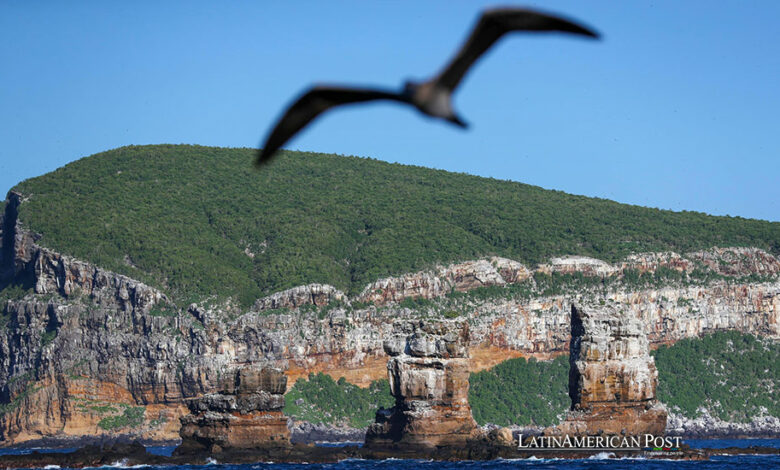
(1, 0, 778, 221)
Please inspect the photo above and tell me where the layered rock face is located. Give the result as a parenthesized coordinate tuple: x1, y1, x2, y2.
(357, 258, 531, 305)
(1, 190, 779, 444)
(688, 247, 780, 277)
(254, 284, 347, 311)
(177, 366, 290, 453)
(364, 320, 479, 449)
(538, 256, 619, 277)
(546, 303, 667, 436)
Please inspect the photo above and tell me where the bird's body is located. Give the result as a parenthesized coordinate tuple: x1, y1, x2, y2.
(408, 81, 467, 127)
(257, 7, 599, 165)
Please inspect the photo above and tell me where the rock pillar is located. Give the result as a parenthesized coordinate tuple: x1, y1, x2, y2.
(364, 319, 479, 449)
(546, 303, 667, 436)
(177, 366, 290, 453)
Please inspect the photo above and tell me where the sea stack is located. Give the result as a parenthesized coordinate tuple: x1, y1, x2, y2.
(545, 303, 667, 436)
(176, 366, 290, 453)
(364, 319, 479, 450)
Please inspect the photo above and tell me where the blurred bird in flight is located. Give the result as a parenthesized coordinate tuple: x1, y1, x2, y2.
(257, 7, 599, 165)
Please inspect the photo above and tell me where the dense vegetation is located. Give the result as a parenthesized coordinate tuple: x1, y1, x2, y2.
(653, 331, 780, 422)
(469, 356, 570, 426)
(283, 373, 394, 428)
(278, 332, 778, 428)
(10, 144, 780, 307)
(467, 331, 780, 427)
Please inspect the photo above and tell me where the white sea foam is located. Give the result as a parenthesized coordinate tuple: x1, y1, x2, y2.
(495, 456, 564, 462)
(102, 459, 151, 468)
(587, 451, 616, 459)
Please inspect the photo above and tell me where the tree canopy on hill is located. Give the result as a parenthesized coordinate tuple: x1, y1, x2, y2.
(652, 331, 780, 421)
(10, 145, 780, 307)
(469, 356, 570, 426)
(283, 373, 393, 428)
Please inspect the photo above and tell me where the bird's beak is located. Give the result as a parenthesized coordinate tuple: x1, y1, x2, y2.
(449, 114, 469, 129)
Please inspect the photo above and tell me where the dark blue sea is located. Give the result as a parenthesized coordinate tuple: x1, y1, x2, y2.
(0, 439, 778, 469)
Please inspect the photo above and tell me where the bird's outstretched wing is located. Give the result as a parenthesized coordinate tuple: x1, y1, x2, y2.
(432, 8, 600, 92)
(257, 86, 403, 165)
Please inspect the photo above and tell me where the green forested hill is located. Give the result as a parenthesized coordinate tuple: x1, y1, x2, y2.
(10, 144, 780, 306)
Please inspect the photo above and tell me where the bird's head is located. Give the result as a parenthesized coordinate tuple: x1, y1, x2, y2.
(402, 80, 420, 99)
(447, 113, 469, 129)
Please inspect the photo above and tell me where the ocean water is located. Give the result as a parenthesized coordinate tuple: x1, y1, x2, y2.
(0, 439, 777, 469)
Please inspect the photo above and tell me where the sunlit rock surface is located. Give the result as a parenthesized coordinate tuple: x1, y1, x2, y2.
(364, 319, 479, 449)
(545, 303, 667, 437)
(176, 366, 290, 453)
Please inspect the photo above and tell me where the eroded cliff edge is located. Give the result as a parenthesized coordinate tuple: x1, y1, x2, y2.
(0, 190, 778, 444)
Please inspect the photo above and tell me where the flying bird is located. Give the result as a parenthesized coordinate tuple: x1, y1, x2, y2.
(256, 7, 599, 165)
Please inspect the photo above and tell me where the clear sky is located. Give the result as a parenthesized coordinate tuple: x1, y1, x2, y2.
(1, 1, 778, 221)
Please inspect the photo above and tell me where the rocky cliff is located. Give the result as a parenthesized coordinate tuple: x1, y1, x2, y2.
(356, 258, 531, 305)
(364, 319, 478, 449)
(177, 366, 290, 453)
(0, 191, 778, 444)
(545, 303, 667, 436)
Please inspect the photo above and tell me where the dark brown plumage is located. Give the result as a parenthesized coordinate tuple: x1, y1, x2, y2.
(257, 7, 599, 165)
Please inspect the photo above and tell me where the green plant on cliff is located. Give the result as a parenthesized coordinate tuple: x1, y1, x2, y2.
(0, 282, 33, 323)
(469, 355, 570, 427)
(40, 330, 57, 347)
(97, 406, 146, 430)
(283, 373, 394, 428)
(10, 145, 780, 308)
(0, 383, 40, 417)
(652, 331, 780, 422)
(90, 405, 119, 414)
(148, 305, 177, 318)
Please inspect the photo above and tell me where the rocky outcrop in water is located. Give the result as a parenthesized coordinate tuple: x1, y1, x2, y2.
(177, 366, 290, 453)
(545, 303, 667, 436)
(364, 319, 479, 449)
